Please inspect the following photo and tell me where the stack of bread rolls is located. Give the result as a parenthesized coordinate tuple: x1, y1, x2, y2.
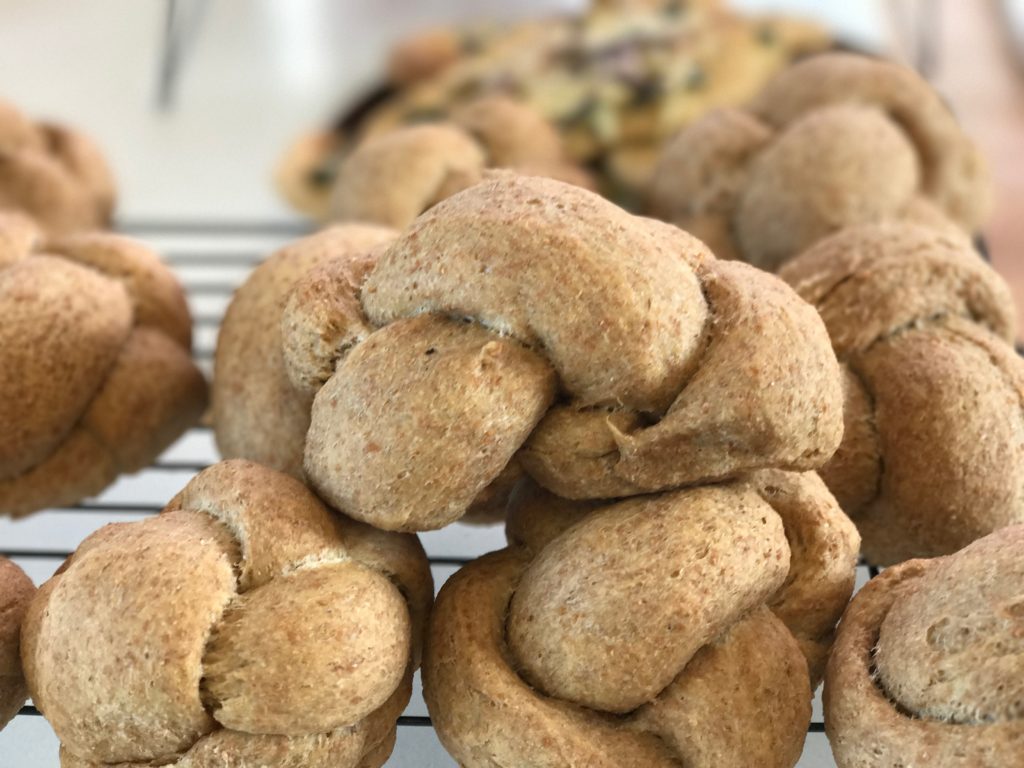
(3, 13, 1020, 768)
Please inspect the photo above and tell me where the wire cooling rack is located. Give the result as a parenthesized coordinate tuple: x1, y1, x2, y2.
(0, 218, 878, 767)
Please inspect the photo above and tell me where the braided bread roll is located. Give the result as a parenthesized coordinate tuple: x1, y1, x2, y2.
(780, 222, 1024, 565)
(825, 525, 1024, 766)
(0, 100, 115, 234)
(327, 99, 594, 228)
(0, 557, 34, 730)
(22, 460, 433, 768)
(650, 52, 991, 271)
(0, 213, 207, 516)
(215, 174, 844, 531)
(425, 470, 859, 767)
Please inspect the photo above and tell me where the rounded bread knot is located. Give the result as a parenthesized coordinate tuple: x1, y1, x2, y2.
(21, 460, 433, 768)
(0, 215, 207, 516)
(424, 469, 860, 767)
(286, 174, 842, 530)
(0, 556, 35, 730)
(0, 100, 115, 234)
(650, 52, 991, 271)
(780, 222, 1024, 564)
(824, 524, 1024, 767)
(328, 99, 594, 229)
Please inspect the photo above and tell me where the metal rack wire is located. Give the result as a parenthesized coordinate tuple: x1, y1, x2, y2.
(0, 218, 872, 767)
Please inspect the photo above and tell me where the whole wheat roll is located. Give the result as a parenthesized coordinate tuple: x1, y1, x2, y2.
(0, 213, 207, 516)
(824, 525, 1024, 767)
(780, 222, 1024, 564)
(215, 174, 843, 532)
(213, 224, 397, 476)
(22, 460, 433, 768)
(327, 102, 594, 230)
(425, 472, 859, 767)
(0, 557, 34, 730)
(505, 470, 860, 687)
(649, 52, 991, 271)
(0, 100, 115, 234)
(317, 176, 839, 528)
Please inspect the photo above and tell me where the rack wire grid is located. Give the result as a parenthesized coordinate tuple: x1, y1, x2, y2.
(0, 217, 881, 767)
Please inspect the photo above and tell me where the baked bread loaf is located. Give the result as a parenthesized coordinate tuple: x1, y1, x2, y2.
(326, 100, 593, 228)
(0, 100, 115, 234)
(215, 174, 844, 531)
(0, 557, 34, 730)
(780, 222, 1024, 564)
(650, 53, 991, 271)
(425, 470, 859, 767)
(22, 459, 433, 768)
(824, 524, 1024, 767)
(0, 213, 207, 516)
(276, 1, 830, 214)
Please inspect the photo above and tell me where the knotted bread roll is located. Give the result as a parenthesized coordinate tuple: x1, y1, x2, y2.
(0, 557, 34, 730)
(425, 470, 859, 767)
(824, 524, 1024, 767)
(650, 52, 991, 271)
(0, 100, 115, 234)
(0, 213, 207, 516)
(322, 98, 593, 227)
(22, 460, 433, 768)
(215, 174, 844, 531)
(780, 222, 1024, 565)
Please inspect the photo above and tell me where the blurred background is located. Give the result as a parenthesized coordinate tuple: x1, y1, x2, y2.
(1, 1, 1020, 307)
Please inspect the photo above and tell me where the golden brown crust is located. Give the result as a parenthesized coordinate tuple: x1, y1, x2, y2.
(323, 100, 592, 229)
(824, 527, 1024, 767)
(213, 174, 845, 532)
(782, 223, 1024, 564)
(651, 53, 991, 269)
(426, 479, 845, 766)
(0, 220, 206, 516)
(507, 484, 791, 713)
(212, 224, 397, 477)
(504, 470, 860, 689)
(0, 101, 115, 234)
(754, 469, 861, 686)
(304, 314, 557, 531)
(452, 95, 564, 169)
(778, 223, 1016, 356)
(330, 124, 486, 229)
(749, 52, 992, 232)
(0, 557, 34, 730)
(24, 460, 432, 767)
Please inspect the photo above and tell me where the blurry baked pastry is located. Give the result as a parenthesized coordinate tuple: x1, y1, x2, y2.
(325, 101, 595, 229)
(824, 524, 1024, 767)
(425, 469, 859, 767)
(0, 557, 34, 731)
(275, 0, 830, 215)
(22, 460, 433, 768)
(0, 213, 207, 516)
(781, 222, 1024, 564)
(650, 53, 991, 270)
(0, 100, 115, 234)
(215, 174, 844, 532)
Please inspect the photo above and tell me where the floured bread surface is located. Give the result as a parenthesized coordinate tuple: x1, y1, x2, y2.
(0, 215, 206, 516)
(22, 460, 433, 768)
(825, 525, 1024, 767)
(651, 52, 992, 271)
